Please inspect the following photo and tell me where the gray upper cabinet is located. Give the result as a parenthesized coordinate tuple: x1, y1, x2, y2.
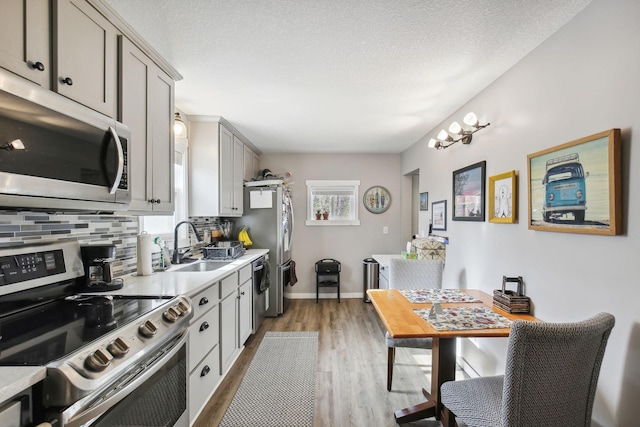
(119, 36, 175, 214)
(0, 0, 51, 87)
(54, 0, 118, 117)
(190, 119, 249, 218)
(243, 144, 259, 182)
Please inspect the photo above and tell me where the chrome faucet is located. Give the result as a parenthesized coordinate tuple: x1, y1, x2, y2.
(172, 221, 203, 264)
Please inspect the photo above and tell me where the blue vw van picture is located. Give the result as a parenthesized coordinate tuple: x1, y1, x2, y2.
(542, 153, 587, 222)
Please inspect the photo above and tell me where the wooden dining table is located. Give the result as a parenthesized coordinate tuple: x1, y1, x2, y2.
(367, 288, 538, 425)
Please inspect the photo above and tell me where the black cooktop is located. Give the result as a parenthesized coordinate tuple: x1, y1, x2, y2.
(0, 295, 171, 366)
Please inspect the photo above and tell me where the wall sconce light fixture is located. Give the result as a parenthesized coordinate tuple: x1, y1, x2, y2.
(174, 112, 188, 138)
(1, 139, 26, 151)
(428, 112, 490, 150)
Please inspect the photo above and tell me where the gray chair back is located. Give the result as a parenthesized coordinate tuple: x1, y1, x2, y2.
(502, 312, 615, 427)
(388, 258, 443, 290)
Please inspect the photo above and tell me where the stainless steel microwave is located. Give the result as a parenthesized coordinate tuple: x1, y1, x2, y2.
(0, 68, 130, 212)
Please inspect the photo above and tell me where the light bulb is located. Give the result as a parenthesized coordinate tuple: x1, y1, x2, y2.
(437, 129, 451, 141)
(428, 138, 438, 148)
(174, 113, 188, 138)
(449, 121, 462, 135)
(463, 112, 479, 127)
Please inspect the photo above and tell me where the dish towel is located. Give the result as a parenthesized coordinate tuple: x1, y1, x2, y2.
(289, 260, 298, 286)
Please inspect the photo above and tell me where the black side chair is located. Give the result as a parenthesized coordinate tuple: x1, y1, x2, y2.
(315, 258, 341, 303)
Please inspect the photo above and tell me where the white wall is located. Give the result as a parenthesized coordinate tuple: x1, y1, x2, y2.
(402, 0, 639, 425)
(258, 153, 404, 300)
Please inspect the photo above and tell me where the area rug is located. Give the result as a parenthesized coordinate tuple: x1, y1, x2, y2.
(219, 331, 318, 427)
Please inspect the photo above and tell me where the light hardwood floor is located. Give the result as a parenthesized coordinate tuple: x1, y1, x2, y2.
(194, 298, 464, 427)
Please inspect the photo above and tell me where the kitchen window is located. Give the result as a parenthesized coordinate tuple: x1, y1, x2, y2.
(306, 180, 360, 226)
(139, 139, 189, 245)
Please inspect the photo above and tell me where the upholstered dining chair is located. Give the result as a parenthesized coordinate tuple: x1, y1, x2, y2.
(440, 312, 615, 427)
(386, 258, 444, 391)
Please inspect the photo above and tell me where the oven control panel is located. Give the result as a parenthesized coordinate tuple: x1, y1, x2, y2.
(0, 241, 83, 296)
(44, 295, 193, 407)
(77, 296, 193, 373)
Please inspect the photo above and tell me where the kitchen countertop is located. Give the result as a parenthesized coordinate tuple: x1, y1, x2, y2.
(0, 249, 268, 404)
(371, 253, 403, 268)
(0, 367, 46, 405)
(95, 249, 268, 298)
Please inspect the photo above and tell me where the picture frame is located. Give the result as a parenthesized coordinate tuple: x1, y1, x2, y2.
(431, 200, 447, 231)
(452, 161, 486, 221)
(363, 186, 391, 214)
(419, 192, 429, 211)
(527, 128, 621, 235)
(489, 170, 517, 223)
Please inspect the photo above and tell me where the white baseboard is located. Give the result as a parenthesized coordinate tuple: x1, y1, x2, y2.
(284, 291, 365, 300)
(457, 355, 480, 378)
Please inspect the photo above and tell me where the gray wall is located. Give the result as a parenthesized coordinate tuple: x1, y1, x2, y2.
(402, 0, 638, 425)
(258, 153, 404, 299)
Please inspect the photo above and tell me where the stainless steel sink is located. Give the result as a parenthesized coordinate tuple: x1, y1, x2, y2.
(174, 260, 233, 272)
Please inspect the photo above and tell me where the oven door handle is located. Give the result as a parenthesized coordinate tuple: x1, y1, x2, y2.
(64, 332, 187, 427)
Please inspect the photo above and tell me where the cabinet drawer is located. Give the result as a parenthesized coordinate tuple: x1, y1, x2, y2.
(191, 282, 219, 321)
(238, 264, 251, 284)
(220, 274, 238, 299)
(189, 346, 221, 423)
(188, 305, 219, 370)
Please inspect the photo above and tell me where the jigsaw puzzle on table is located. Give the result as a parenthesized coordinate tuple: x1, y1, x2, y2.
(414, 306, 512, 331)
(400, 289, 481, 304)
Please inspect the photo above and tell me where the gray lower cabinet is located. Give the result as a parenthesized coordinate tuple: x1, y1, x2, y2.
(188, 283, 220, 424)
(238, 266, 253, 345)
(188, 263, 255, 424)
(220, 284, 238, 374)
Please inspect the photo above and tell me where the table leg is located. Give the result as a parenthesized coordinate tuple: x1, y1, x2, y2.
(394, 337, 457, 424)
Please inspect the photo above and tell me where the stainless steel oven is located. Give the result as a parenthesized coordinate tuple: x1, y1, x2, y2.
(53, 332, 188, 427)
(0, 242, 192, 427)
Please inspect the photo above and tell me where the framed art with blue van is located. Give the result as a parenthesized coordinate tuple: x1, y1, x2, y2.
(527, 129, 621, 235)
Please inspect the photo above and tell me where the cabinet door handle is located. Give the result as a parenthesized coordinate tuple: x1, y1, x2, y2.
(240, 291, 245, 296)
(199, 297, 209, 306)
(200, 365, 210, 377)
(61, 77, 73, 85)
(31, 61, 45, 71)
(199, 321, 209, 332)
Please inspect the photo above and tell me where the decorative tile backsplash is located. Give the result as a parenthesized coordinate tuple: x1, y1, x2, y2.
(0, 212, 140, 277)
(0, 212, 225, 277)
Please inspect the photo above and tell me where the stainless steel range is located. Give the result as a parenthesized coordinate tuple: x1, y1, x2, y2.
(0, 241, 192, 427)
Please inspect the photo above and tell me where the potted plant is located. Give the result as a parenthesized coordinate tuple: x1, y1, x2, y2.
(322, 211, 329, 220)
(315, 210, 322, 220)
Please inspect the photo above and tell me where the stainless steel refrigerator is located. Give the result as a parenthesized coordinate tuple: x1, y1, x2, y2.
(237, 182, 293, 317)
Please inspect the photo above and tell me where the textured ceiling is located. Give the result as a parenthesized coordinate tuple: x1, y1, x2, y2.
(105, 0, 593, 153)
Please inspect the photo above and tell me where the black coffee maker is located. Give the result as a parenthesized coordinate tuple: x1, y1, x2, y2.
(77, 245, 124, 291)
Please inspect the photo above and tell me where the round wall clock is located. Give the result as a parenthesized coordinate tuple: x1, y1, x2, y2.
(363, 186, 391, 214)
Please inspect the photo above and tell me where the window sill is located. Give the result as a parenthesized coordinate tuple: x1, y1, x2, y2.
(305, 220, 361, 226)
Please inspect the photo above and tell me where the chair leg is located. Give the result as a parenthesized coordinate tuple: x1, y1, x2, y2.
(441, 406, 458, 427)
(338, 284, 340, 303)
(387, 346, 395, 391)
(316, 284, 319, 303)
